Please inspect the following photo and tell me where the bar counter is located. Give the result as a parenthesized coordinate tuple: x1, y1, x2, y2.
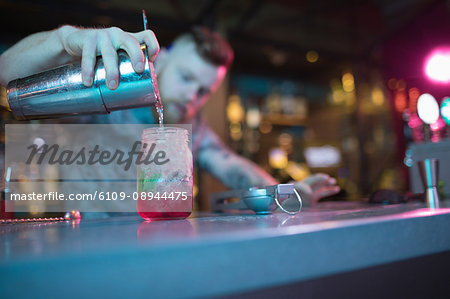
(1, 200, 450, 298)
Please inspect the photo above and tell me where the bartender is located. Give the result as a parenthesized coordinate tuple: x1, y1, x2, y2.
(0, 25, 340, 207)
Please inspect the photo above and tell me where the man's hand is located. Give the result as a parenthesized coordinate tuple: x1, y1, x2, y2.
(0, 26, 160, 89)
(58, 26, 159, 90)
(291, 173, 340, 206)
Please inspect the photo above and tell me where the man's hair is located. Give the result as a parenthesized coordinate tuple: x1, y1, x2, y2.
(189, 26, 234, 69)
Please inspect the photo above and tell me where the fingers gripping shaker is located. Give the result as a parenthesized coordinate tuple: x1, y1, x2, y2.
(6, 44, 160, 120)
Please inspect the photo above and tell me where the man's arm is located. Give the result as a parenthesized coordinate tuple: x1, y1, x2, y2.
(195, 122, 277, 190)
(0, 25, 159, 89)
(0, 29, 67, 87)
(194, 120, 340, 206)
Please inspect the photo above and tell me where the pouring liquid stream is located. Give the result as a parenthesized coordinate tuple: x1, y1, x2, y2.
(156, 99, 164, 127)
(143, 10, 164, 128)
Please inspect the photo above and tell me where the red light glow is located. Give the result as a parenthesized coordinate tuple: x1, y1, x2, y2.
(424, 47, 450, 83)
(394, 90, 407, 112)
(408, 88, 420, 113)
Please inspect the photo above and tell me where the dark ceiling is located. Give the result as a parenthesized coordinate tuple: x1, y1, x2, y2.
(0, 0, 446, 84)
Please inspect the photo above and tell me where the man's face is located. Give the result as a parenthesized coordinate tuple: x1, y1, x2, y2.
(156, 43, 227, 123)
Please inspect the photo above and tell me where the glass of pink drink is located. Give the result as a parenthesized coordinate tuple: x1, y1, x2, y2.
(137, 127, 193, 220)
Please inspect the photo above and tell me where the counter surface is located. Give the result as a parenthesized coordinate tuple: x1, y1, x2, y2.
(1, 200, 450, 298)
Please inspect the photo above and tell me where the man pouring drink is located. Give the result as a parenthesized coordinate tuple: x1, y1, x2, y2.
(0, 21, 340, 212)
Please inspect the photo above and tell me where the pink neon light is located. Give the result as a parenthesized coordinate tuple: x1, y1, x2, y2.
(424, 47, 450, 83)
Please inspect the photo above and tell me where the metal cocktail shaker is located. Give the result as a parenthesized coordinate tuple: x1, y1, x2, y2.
(6, 44, 160, 120)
